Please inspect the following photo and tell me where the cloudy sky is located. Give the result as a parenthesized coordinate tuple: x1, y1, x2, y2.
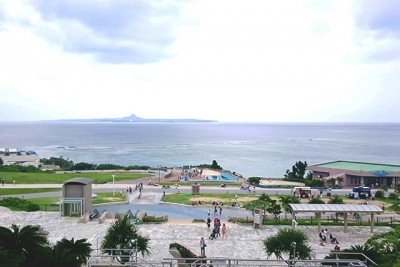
(0, 0, 399, 122)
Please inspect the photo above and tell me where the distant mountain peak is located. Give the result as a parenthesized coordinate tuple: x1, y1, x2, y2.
(121, 114, 143, 121)
(45, 113, 217, 123)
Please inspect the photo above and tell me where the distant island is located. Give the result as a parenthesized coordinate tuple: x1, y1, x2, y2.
(46, 114, 217, 123)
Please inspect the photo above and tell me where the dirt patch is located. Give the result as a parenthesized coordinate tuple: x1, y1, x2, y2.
(189, 196, 257, 203)
(103, 197, 124, 201)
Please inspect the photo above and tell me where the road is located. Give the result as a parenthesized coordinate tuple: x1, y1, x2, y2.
(1, 183, 356, 199)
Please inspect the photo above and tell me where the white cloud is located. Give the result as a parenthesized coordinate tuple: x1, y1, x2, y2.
(0, 0, 399, 122)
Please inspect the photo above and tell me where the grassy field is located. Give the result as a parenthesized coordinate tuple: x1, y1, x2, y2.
(0, 171, 151, 184)
(26, 193, 127, 211)
(0, 188, 61, 195)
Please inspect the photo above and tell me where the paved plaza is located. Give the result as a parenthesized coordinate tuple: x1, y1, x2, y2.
(0, 208, 392, 263)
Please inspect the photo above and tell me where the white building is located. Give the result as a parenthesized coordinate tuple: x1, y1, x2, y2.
(0, 148, 40, 167)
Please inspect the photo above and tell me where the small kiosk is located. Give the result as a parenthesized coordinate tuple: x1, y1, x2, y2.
(60, 177, 92, 217)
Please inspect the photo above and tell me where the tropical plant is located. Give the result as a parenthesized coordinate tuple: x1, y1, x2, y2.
(327, 178, 336, 187)
(366, 226, 400, 264)
(328, 195, 344, 204)
(266, 200, 282, 220)
(374, 190, 385, 199)
(308, 198, 325, 204)
(263, 228, 312, 263)
(279, 196, 300, 220)
(55, 237, 92, 266)
(35, 246, 79, 267)
(101, 214, 150, 264)
(243, 199, 269, 223)
(0, 224, 49, 267)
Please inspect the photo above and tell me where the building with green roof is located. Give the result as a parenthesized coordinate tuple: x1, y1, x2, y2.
(307, 160, 400, 188)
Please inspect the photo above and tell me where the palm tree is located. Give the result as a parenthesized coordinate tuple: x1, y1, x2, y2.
(279, 196, 300, 220)
(34, 246, 78, 267)
(55, 237, 92, 266)
(101, 213, 150, 264)
(264, 228, 312, 265)
(0, 224, 49, 267)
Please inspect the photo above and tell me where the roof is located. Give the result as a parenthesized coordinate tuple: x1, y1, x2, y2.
(289, 204, 383, 213)
(64, 177, 92, 185)
(311, 160, 400, 173)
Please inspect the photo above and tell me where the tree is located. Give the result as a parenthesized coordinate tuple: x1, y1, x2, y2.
(266, 200, 282, 220)
(248, 177, 261, 185)
(365, 226, 400, 265)
(73, 162, 97, 170)
(0, 157, 3, 166)
(54, 238, 92, 266)
(0, 224, 49, 267)
(40, 156, 74, 170)
(284, 161, 308, 180)
(101, 214, 150, 264)
(263, 228, 312, 263)
(279, 196, 300, 220)
(210, 160, 222, 170)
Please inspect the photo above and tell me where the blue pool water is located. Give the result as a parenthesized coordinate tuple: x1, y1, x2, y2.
(94, 203, 252, 220)
(208, 172, 237, 182)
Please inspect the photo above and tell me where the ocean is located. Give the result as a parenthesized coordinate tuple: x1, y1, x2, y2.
(1, 122, 399, 178)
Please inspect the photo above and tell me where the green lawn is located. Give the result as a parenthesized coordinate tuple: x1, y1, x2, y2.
(0, 188, 61, 195)
(27, 193, 127, 208)
(0, 171, 151, 184)
(92, 192, 127, 205)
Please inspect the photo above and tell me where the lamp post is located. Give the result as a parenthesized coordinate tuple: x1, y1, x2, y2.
(291, 242, 296, 267)
(131, 239, 138, 262)
(112, 175, 115, 196)
(159, 166, 161, 183)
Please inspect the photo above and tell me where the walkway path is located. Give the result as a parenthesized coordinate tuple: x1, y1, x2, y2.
(0, 210, 392, 263)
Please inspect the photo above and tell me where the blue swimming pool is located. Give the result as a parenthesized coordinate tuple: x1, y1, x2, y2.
(208, 172, 236, 182)
(94, 203, 251, 220)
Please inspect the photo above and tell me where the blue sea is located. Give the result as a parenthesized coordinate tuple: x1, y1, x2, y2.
(1, 122, 399, 178)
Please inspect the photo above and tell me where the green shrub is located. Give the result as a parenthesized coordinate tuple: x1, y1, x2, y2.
(142, 214, 167, 223)
(0, 197, 40, 211)
(374, 190, 385, 199)
(248, 177, 261, 185)
(308, 198, 325, 204)
(192, 219, 205, 223)
(388, 193, 399, 200)
(228, 217, 254, 224)
(305, 179, 324, 187)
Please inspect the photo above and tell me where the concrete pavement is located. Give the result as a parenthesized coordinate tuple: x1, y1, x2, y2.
(0, 209, 392, 263)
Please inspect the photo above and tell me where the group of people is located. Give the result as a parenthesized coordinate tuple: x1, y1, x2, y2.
(319, 229, 340, 250)
(201, 216, 228, 257)
(207, 217, 228, 240)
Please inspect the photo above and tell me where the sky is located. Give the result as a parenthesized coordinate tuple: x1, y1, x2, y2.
(0, 0, 399, 122)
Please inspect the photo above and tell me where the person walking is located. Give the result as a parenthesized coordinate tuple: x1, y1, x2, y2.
(207, 217, 211, 230)
(200, 237, 206, 257)
(222, 223, 227, 238)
